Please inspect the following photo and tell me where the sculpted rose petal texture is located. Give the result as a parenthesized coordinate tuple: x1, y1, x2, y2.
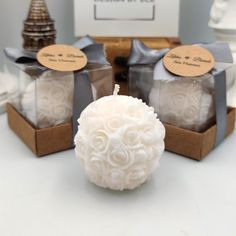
(75, 94, 165, 190)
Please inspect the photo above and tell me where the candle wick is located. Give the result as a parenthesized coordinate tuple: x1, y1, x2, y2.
(113, 84, 120, 96)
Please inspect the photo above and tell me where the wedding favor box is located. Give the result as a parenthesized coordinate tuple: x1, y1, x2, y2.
(5, 36, 113, 156)
(128, 40, 236, 160)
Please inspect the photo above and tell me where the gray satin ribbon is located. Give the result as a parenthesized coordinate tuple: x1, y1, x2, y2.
(128, 39, 169, 65)
(128, 39, 233, 147)
(214, 70, 227, 146)
(73, 71, 94, 139)
(4, 36, 109, 140)
(4, 35, 109, 72)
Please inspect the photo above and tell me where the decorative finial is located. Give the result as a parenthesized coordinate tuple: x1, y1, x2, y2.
(22, 0, 56, 52)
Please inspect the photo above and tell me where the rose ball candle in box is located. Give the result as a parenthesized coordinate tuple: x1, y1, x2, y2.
(4, 36, 113, 157)
(128, 40, 236, 160)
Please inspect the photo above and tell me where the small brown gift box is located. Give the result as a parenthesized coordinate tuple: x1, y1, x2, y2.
(163, 107, 235, 161)
(7, 104, 73, 156)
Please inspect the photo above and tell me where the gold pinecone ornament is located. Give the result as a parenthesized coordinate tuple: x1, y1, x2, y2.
(22, 0, 56, 52)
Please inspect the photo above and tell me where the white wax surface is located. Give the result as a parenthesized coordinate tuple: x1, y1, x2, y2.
(21, 71, 74, 128)
(149, 77, 215, 132)
(75, 90, 165, 191)
(21, 70, 98, 128)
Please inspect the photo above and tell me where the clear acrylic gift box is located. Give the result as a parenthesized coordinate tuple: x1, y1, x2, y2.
(129, 64, 235, 132)
(6, 62, 113, 129)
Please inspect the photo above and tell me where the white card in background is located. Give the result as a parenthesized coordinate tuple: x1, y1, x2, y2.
(74, 0, 180, 37)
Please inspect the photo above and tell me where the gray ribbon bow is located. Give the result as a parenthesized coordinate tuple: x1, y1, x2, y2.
(4, 35, 110, 141)
(128, 39, 233, 147)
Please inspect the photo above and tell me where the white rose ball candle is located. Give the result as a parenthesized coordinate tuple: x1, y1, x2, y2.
(21, 70, 98, 128)
(75, 85, 165, 191)
(21, 71, 74, 128)
(149, 77, 215, 132)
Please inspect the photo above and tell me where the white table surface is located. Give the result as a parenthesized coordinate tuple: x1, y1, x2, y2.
(0, 113, 236, 236)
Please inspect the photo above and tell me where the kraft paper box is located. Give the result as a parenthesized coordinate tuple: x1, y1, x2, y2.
(128, 40, 236, 160)
(4, 37, 113, 156)
(7, 103, 73, 156)
(164, 108, 235, 160)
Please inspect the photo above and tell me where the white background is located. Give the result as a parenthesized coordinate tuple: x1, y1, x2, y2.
(1, 113, 236, 236)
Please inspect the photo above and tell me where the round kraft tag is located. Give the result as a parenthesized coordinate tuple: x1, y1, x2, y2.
(163, 45, 215, 77)
(37, 44, 87, 72)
